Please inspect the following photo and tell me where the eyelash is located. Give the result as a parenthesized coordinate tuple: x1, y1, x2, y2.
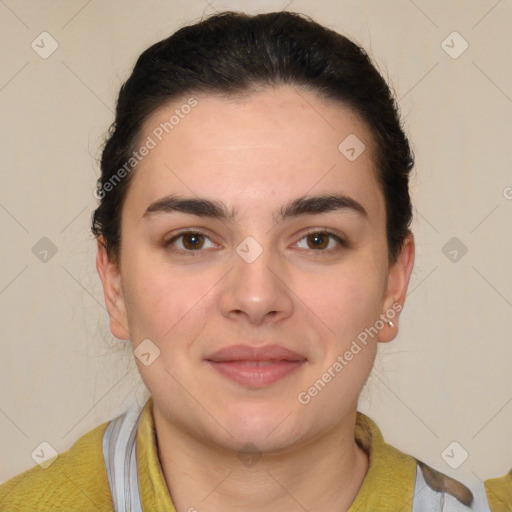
(163, 229, 347, 256)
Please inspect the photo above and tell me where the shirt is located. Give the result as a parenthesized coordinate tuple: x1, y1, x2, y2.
(0, 397, 504, 511)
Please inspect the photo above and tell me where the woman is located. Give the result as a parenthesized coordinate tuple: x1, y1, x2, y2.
(0, 10, 508, 512)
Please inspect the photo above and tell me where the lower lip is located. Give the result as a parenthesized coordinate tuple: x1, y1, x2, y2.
(207, 360, 305, 388)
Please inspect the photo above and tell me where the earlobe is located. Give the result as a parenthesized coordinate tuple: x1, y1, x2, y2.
(96, 238, 130, 340)
(378, 233, 415, 343)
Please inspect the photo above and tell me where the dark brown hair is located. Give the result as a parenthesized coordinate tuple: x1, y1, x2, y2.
(92, 10, 413, 263)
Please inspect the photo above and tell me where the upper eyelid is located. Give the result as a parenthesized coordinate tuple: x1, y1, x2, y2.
(165, 228, 216, 243)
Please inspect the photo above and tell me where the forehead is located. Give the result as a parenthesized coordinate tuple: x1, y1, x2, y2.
(127, 86, 384, 221)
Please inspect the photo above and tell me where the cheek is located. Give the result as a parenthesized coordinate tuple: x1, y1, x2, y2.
(120, 251, 211, 344)
(291, 263, 384, 418)
(292, 261, 386, 348)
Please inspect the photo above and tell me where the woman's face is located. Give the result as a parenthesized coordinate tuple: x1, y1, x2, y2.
(98, 86, 414, 452)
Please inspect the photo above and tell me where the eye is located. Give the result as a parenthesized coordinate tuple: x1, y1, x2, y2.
(163, 229, 346, 255)
(295, 231, 346, 252)
(164, 230, 216, 254)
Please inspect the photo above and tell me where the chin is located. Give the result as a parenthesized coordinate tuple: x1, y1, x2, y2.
(216, 404, 302, 448)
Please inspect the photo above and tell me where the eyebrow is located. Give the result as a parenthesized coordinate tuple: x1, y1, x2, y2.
(142, 193, 368, 223)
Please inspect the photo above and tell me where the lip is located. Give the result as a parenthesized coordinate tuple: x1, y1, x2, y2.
(205, 344, 307, 388)
(206, 344, 306, 362)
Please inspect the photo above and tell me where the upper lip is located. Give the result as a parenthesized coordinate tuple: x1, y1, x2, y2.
(206, 344, 306, 362)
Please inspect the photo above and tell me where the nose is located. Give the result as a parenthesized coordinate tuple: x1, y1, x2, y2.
(217, 240, 294, 326)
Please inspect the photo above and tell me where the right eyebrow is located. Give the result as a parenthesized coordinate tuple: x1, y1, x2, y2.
(142, 195, 236, 221)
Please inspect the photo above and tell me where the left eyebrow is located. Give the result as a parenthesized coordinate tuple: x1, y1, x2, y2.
(142, 193, 368, 222)
(277, 194, 368, 222)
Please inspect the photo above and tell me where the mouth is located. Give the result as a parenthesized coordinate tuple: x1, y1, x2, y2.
(206, 359, 306, 387)
(205, 344, 307, 388)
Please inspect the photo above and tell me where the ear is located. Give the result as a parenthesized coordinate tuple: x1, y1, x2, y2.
(378, 232, 415, 342)
(96, 238, 130, 340)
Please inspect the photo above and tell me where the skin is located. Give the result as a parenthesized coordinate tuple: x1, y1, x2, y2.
(97, 85, 415, 512)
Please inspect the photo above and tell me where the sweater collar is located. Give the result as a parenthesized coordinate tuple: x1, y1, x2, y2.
(136, 397, 417, 512)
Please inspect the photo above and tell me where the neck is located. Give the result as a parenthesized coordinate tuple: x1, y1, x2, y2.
(153, 408, 369, 512)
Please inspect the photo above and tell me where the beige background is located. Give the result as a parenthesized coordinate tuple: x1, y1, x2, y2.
(1, 0, 511, 489)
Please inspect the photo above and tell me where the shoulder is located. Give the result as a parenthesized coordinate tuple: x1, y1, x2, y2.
(413, 460, 494, 511)
(354, 412, 494, 511)
(484, 469, 512, 512)
(0, 420, 113, 512)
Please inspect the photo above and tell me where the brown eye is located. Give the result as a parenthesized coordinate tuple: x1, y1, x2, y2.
(164, 231, 216, 254)
(306, 233, 329, 250)
(182, 233, 205, 250)
(295, 231, 346, 252)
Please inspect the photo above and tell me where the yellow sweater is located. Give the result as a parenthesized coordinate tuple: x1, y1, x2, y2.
(0, 397, 505, 511)
(485, 470, 512, 512)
